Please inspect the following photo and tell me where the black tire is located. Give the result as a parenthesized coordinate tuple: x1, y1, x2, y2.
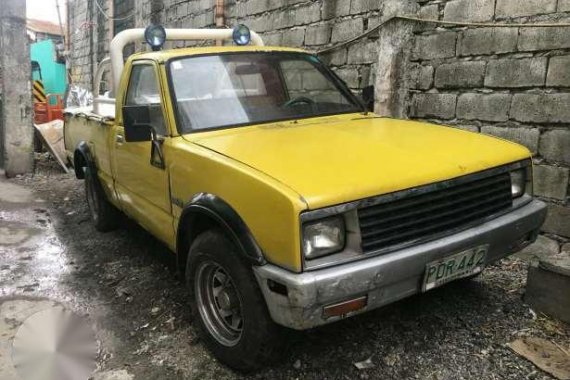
(84, 166, 120, 232)
(186, 230, 284, 372)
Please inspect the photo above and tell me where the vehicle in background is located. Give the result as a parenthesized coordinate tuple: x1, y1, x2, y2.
(31, 39, 66, 124)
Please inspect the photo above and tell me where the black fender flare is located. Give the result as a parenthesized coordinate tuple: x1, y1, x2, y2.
(176, 193, 266, 270)
(73, 141, 95, 179)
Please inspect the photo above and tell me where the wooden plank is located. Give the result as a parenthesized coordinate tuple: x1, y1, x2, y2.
(509, 337, 570, 380)
(33, 120, 70, 173)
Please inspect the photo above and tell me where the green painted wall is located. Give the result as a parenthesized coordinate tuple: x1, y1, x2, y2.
(30, 39, 67, 97)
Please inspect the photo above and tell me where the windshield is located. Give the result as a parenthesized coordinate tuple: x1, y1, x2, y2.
(168, 52, 362, 132)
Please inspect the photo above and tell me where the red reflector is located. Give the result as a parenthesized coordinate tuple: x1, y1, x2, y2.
(323, 296, 367, 318)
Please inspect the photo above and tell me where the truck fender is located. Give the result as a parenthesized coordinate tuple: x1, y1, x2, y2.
(176, 193, 267, 273)
(73, 141, 96, 179)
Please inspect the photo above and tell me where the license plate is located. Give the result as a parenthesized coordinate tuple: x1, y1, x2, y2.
(422, 245, 488, 292)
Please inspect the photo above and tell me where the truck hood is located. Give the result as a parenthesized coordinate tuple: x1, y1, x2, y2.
(187, 115, 530, 209)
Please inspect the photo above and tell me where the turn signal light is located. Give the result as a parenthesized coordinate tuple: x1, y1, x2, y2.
(323, 296, 367, 318)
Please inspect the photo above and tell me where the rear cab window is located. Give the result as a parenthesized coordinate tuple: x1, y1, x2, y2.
(125, 63, 167, 136)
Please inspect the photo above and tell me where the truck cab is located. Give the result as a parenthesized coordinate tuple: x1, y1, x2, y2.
(64, 25, 547, 371)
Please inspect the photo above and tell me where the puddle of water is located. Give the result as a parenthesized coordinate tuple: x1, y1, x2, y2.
(0, 227, 34, 246)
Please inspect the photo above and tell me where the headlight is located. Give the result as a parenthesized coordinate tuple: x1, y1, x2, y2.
(303, 216, 345, 260)
(510, 168, 527, 198)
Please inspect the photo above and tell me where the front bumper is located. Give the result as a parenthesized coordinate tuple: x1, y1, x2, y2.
(254, 199, 547, 330)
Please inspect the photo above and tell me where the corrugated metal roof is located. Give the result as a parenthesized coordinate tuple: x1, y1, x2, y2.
(27, 19, 64, 37)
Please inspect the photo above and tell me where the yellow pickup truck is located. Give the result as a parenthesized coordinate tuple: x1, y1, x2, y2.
(64, 25, 547, 371)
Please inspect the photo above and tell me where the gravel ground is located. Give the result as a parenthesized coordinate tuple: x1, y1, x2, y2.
(1, 158, 569, 380)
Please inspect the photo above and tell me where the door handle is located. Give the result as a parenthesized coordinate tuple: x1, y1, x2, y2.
(116, 134, 124, 144)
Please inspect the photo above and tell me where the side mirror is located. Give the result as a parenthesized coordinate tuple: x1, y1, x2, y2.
(123, 105, 154, 142)
(361, 85, 375, 113)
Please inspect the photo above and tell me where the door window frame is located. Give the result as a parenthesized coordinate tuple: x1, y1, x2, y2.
(121, 60, 172, 137)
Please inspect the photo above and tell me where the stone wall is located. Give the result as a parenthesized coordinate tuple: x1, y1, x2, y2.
(67, 0, 569, 247)
(69, 0, 417, 91)
(68, 0, 96, 89)
(410, 0, 570, 249)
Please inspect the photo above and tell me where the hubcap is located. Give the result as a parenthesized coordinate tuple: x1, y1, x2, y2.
(195, 261, 243, 347)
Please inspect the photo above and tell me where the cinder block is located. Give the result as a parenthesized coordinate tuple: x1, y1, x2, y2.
(457, 94, 511, 122)
(292, 2, 321, 26)
(538, 129, 570, 164)
(243, 0, 272, 16)
(458, 28, 518, 56)
(542, 204, 570, 238)
(350, 0, 382, 14)
(443, 0, 495, 22)
(416, 4, 439, 32)
(511, 94, 570, 124)
(485, 58, 547, 88)
(533, 165, 570, 200)
(525, 256, 570, 324)
(412, 32, 457, 60)
(481, 126, 539, 154)
(412, 93, 457, 119)
(546, 56, 570, 87)
(322, 0, 351, 19)
(305, 24, 331, 46)
(560, 0, 570, 12)
(325, 48, 348, 66)
(331, 18, 364, 43)
(347, 40, 378, 65)
(496, 0, 557, 18)
(516, 235, 560, 262)
(419, 4, 439, 20)
(418, 65, 434, 90)
(435, 61, 486, 89)
(281, 28, 305, 47)
(519, 27, 570, 52)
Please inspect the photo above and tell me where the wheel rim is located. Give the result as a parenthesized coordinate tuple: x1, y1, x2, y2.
(86, 175, 99, 222)
(195, 261, 243, 347)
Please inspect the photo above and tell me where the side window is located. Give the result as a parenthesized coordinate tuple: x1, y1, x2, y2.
(125, 64, 167, 135)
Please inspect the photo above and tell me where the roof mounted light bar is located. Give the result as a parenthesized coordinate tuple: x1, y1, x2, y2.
(109, 26, 264, 93)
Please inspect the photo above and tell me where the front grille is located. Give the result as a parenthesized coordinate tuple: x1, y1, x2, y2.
(358, 171, 513, 253)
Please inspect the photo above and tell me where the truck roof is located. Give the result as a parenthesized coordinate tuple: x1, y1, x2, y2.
(130, 46, 309, 62)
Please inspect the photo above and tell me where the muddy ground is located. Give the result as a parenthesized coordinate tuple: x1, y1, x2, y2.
(1, 159, 569, 380)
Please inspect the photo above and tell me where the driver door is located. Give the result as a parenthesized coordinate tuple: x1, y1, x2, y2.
(112, 61, 174, 244)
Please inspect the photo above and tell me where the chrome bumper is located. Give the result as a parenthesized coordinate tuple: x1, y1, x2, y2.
(254, 200, 547, 330)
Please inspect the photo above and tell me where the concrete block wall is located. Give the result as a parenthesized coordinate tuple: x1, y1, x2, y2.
(410, 0, 570, 248)
(67, 0, 569, 247)
(67, 0, 98, 89)
(68, 0, 407, 92)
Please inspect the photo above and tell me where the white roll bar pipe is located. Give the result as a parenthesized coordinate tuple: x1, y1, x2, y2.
(109, 28, 264, 94)
(93, 57, 115, 117)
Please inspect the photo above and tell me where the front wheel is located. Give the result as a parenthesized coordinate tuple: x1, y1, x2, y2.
(186, 230, 284, 372)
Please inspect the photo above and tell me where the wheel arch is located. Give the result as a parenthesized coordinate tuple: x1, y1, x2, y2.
(73, 141, 95, 179)
(176, 193, 266, 275)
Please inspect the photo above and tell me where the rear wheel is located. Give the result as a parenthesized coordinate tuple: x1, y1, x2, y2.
(186, 230, 283, 372)
(84, 166, 120, 232)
